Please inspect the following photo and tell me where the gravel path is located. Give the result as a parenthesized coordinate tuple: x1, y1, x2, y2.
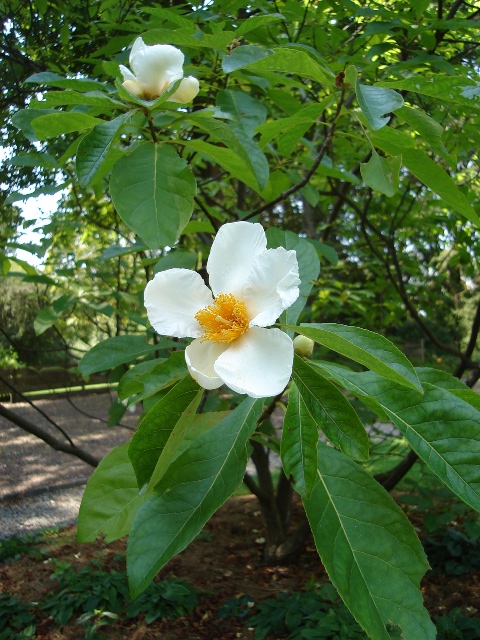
(0, 393, 139, 539)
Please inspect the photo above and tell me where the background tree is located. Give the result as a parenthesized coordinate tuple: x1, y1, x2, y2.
(2, 2, 480, 638)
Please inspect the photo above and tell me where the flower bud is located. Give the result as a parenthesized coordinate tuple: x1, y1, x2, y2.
(293, 335, 314, 358)
(119, 37, 199, 104)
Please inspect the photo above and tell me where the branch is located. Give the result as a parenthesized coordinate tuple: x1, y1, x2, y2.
(243, 86, 347, 221)
(0, 403, 100, 467)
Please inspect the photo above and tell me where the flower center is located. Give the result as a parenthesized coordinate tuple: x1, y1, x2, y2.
(195, 293, 249, 344)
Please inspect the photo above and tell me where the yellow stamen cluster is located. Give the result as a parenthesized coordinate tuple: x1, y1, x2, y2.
(195, 293, 249, 343)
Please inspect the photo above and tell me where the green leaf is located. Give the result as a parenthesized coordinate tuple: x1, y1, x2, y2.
(118, 351, 187, 405)
(288, 324, 422, 393)
(400, 149, 479, 226)
(109, 143, 196, 249)
(266, 229, 320, 326)
(222, 45, 274, 73)
(77, 443, 146, 543)
(143, 27, 235, 52)
(76, 112, 131, 187)
(258, 101, 333, 155)
(30, 90, 123, 109)
(11, 151, 58, 169)
(234, 13, 285, 36)
(5, 181, 69, 205)
(154, 249, 198, 274)
(292, 355, 369, 461)
(347, 66, 404, 130)
(190, 117, 269, 190)
(34, 294, 77, 335)
(360, 150, 401, 197)
(25, 71, 106, 92)
(216, 89, 267, 138)
(318, 366, 480, 512)
(180, 139, 260, 193)
(223, 45, 333, 84)
(127, 397, 263, 597)
(281, 381, 320, 496)
(31, 112, 103, 140)
(128, 376, 202, 489)
(377, 75, 480, 111)
(416, 367, 480, 411)
(304, 444, 435, 640)
(11, 108, 57, 141)
(99, 241, 148, 261)
(78, 335, 174, 376)
(148, 410, 231, 491)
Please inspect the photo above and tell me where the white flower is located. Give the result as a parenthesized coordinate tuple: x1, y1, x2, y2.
(120, 37, 199, 103)
(144, 222, 301, 398)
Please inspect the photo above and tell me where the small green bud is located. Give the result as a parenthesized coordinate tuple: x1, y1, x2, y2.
(293, 335, 314, 358)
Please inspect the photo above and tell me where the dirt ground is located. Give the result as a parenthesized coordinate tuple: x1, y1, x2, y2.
(0, 392, 138, 500)
(1, 494, 480, 639)
(1, 393, 480, 638)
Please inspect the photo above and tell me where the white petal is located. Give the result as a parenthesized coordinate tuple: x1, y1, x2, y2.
(167, 76, 200, 104)
(119, 64, 137, 83)
(185, 338, 226, 390)
(122, 79, 144, 97)
(207, 222, 267, 298)
(214, 327, 293, 398)
(243, 247, 300, 327)
(129, 37, 146, 63)
(130, 42, 184, 95)
(144, 269, 213, 338)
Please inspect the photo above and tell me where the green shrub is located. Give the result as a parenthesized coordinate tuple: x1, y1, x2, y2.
(0, 593, 36, 640)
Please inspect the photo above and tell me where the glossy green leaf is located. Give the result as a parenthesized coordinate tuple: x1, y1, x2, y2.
(217, 89, 267, 138)
(78, 335, 174, 376)
(281, 381, 319, 496)
(249, 47, 332, 85)
(128, 376, 202, 489)
(76, 112, 131, 187)
(118, 351, 187, 405)
(31, 90, 123, 109)
(347, 66, 404, 129)
(416, 367, 480, 412)
(292, 355, 369, 461)
(127, 397, 263, 597)
(304, 444, 435, 640)
(31, 112, 103, 140)
(222, 45, 274, 73)
(148, 410, 231, 490)
(180, 139, 260, 192)
(287, 324, 422, 392)
(360, 150, 401, 197)
(109, 143, 196, 249)
(25, 71, 106, 92)
(377, 75, 480, 111)
(266, 229, 320, 326)
(77, 443, 145, 543)
(318, 366, 480, 512)
(143, 27, 235, 51)
(190, 117, 269, 190)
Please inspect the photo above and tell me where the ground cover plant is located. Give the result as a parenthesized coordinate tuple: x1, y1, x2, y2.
(2, 1, 480, 638)
(1, 488, 480, 639)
